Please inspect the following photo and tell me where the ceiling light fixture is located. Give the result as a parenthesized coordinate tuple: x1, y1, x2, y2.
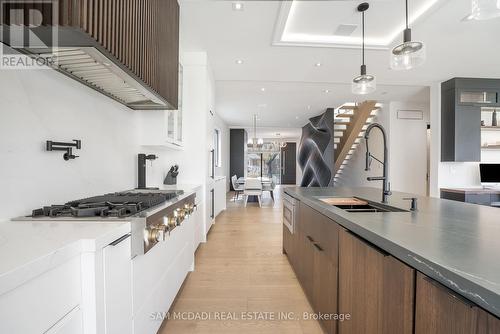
(247, 114, 263, 149)
(390, 0, 426, 70)
(352, 3, 376, 95)
(315, 62, 322, 67)
(260, 87, 266, 92)
(464, 0, 500, 20)
(324, 89, 330, 93)
(232, 2, 244, 11)
(235, 59, 244, 64)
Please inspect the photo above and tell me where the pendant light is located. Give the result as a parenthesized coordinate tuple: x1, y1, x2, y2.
(390, 0, 426, 70)
(464, 0, 500, 20)
(352, 3, 376, 95)
(247, 114, 263, 149)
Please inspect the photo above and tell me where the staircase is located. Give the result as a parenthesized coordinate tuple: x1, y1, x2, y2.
(333, 100, 380, 184)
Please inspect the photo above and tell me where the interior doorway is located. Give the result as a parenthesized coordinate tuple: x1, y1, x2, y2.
(281, 142, 297, 185)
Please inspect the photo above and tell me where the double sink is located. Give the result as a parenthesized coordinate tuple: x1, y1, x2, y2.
(318, 197, 408, 213)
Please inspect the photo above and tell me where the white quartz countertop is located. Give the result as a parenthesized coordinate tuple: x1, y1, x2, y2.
(0, 219, 130, 295)
(0, 184, 201, 295)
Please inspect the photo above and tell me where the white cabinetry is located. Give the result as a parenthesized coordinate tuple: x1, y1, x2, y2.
(214, 177, 227, 218)
(139, 110, 183, 149)
(132, 214, 195, 334)
(103, 235, 133, 334)
(139, 65, 184, 149)
(0, 256, 83, 334)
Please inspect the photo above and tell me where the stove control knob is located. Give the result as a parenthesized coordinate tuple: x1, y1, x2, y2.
(146, 226, 164, 243)
(166, 217, 177, 230)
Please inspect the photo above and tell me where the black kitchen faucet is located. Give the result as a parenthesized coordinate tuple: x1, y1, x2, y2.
(364, 123, 391, 203)
(138, 153, 158, 189)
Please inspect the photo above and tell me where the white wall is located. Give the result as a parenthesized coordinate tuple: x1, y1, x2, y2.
(0, 51, 229, 221)
(336, 100, 431, 196)
(389, 102, 430, 196)
(336, 104, 389, 189)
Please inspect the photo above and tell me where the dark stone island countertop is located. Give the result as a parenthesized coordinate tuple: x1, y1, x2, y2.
(284, 186, 500, 318)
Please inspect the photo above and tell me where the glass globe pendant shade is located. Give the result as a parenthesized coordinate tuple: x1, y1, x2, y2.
(352, 65, 376, 95)
(390, 29, 426, 70)
(468, 0, 500, 20)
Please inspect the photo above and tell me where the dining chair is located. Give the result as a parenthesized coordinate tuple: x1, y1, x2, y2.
(244, 178, 263, 207)
(231, 175, 244, 201)
(262, 181, 276, 202)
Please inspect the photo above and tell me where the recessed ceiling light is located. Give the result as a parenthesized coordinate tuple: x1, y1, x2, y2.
(295, 116, 299, 120)
(315, 62, 322, 67)
(232, 2, 244, 11)
(324, 89, 330, 93)
(235, 59, 243, 64)
(307, 105, 311, 110)
(260, 87, 266, 92)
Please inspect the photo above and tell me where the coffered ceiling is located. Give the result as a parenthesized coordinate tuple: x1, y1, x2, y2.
(180, 0, 500, 129)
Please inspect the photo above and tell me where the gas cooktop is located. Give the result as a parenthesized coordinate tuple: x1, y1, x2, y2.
(30, 191, 182, 218)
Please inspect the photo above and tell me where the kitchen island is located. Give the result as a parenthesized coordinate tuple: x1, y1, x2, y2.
(284, 186, 500, 334)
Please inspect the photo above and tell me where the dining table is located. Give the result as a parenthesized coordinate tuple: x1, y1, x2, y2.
(236, 177, 273, 202)
(236, 177, 272, 185)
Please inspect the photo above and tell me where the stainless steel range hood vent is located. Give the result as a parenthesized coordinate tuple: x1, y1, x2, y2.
(22, 47, 169, 110)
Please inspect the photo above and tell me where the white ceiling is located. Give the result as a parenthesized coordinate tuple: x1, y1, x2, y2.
(217, 80, 429, 128)
(180, 0, 500, 128)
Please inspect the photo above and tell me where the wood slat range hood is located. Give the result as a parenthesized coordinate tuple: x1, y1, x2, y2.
(0, 0, 179, 110)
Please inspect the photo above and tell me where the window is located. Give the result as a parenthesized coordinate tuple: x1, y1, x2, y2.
(214, 129, 221, 167)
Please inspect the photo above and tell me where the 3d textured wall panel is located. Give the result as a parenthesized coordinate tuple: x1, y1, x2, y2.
(298, 109, 335, 187)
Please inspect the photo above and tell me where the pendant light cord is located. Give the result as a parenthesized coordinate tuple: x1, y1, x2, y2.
(362, 10, 365, 66)
(405, 0, 409, 29)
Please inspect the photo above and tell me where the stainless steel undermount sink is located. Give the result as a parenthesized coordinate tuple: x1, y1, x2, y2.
(318, 197, 408, 213)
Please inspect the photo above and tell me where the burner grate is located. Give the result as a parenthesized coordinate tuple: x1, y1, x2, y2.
(31, 191, 181, 218)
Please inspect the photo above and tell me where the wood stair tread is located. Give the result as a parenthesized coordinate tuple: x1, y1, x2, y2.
(336, 113, 355, 118)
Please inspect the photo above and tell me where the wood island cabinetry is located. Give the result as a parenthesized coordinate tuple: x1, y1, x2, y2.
(283, 195, 500, 334)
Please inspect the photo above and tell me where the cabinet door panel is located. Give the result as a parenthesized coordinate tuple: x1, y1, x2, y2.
(299, 231, 315, 303)
(339, 229, 414, 334)
(477, 309, 500, 334)
(339, 229, 385, 334)
(415, 272, 478, 334)
(283, 224, 293, 257)
(313, 245, 338, 334)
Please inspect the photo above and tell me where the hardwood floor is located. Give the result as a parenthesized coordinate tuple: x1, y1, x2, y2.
(159, 186, 323, 334)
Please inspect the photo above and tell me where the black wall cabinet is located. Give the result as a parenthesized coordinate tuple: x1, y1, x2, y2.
(441, 78, 500, 162)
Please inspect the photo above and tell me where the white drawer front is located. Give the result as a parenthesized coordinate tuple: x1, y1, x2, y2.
(0, 256, 82, 334)
(46, 306, 83, 334)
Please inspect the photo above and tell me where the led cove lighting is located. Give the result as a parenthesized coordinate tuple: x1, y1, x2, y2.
(278, 0, 440, 48)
